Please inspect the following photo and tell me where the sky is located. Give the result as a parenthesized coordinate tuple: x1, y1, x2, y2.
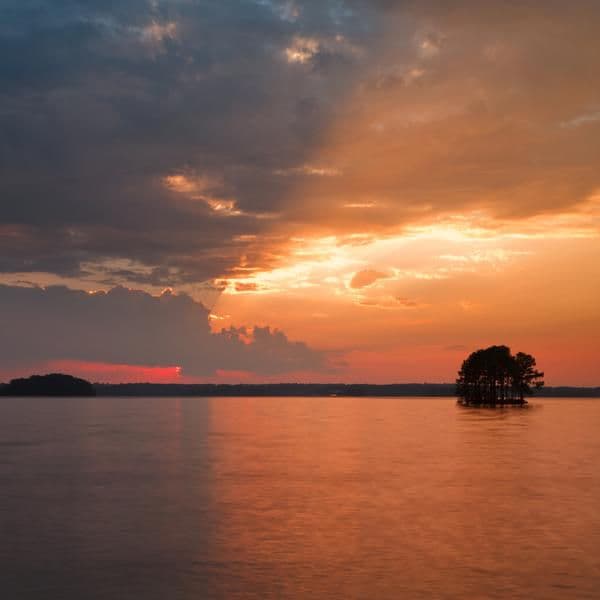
(1, 0, 599, 385)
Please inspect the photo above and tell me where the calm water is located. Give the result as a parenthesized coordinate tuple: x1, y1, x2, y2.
(0, 397, 599, 599)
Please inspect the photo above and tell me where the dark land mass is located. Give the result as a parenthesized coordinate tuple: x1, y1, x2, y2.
(1, 378, 598, 398)
(94, 383, 456, 397)
(456, 345, 544, 407)
(0, 374, 96, 397)
(92, 383, 600, 398)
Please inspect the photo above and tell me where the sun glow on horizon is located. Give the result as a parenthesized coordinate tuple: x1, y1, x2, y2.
(217, 198, 600, 301)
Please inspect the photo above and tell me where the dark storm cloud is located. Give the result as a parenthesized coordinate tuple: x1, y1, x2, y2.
(0, 0, 376, 281)
(2, 0, 600, 285)
(0, 284, 325, 375)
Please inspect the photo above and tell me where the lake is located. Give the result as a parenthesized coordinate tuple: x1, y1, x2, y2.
(1, 397, 599, 598)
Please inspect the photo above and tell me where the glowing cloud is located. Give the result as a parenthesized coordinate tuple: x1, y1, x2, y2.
(350, 269, 390, 289)
(163, 173, 241, 216)
(285, 36, 319, 64)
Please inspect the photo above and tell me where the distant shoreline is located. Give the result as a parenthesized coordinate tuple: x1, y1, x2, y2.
(2, 382, 599, 398)
(89, 383, 600, 398)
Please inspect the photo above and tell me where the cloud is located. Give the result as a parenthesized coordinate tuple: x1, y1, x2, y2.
(234, 282, 260, 292)
(0, 284, 325, 376)
(350, 269, 390, 289)
(396, 297, 419, 308)
(0, 0, 366, 283)
(285, 36, 320, 64)
(561, 110, 600, 129)
(0, 0, 599, 291)
(274, 165, 342, 177)
(288, 0, 600, 232)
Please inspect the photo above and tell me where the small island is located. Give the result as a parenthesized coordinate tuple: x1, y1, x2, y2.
(456, 345, 544, 407)
(0, 373, 96, 397)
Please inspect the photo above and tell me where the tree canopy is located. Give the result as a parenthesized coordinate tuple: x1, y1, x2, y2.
(0, 373, 96, 397)
(456, 345, 544, 406)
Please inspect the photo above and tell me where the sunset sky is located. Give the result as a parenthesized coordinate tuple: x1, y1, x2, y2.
(1, 0, 599, 384)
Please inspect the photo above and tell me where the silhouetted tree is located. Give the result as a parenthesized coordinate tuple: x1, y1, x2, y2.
(513, 352, 545, 402)
(456, 346, 544, 406)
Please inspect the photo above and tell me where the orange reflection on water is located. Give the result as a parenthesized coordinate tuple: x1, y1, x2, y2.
(203, 397, 600, 598)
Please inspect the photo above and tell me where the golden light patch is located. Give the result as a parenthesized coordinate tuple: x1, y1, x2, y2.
(163, 173, 241, 215)
(284, 36, 319, 64)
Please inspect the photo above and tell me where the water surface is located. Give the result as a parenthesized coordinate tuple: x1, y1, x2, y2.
(1, 397, 599, 598)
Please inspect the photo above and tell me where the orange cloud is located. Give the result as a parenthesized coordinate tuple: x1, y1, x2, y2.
(234, 282, 259, 292)
(350, 269, 390, 289)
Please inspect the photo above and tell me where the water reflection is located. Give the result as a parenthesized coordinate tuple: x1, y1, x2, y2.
(0, 397, 599, 598)
(205, 398, 600, 598)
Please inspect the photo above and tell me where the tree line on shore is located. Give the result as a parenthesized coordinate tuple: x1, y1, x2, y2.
(4, 353, 600, 398)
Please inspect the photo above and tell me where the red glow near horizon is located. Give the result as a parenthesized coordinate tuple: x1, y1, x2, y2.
(0, 361, 183, 384)
(2, 349, 597, 387)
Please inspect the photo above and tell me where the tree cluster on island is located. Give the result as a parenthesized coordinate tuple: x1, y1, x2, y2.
(456, 345, 544, 407)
